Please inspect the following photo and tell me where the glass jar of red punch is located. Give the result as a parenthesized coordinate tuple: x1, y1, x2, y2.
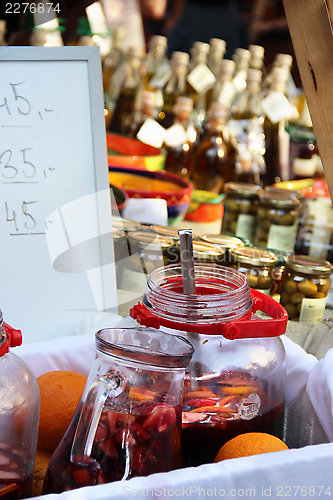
(130, 264, 288, 466)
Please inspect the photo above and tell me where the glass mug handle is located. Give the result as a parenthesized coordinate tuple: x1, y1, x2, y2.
(70, 371, 126, 468)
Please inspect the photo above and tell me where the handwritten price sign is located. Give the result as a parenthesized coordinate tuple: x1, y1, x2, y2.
(0, 47, 114, 343)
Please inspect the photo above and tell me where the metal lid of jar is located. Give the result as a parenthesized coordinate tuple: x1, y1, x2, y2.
(284, 254, 333, 276)
(112, 226, 126, 240)
(259, 191, 300, 208)
(128, 230, 174, 251)
(176, 240, 225, 260)
(198, 234, 245, 250)
(230, 247, 278, 267)
(150, 224, 180, 241)
(264, 185, 305, 202)
(224, 182, 263, 198)
(112, 216, 142, 232)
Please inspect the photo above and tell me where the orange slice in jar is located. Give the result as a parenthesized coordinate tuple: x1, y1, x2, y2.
(223, 386, 258, 395)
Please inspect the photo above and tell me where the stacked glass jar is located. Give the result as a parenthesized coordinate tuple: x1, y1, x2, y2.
(280, 255, 333, 324)
(222, 182, 262, 242)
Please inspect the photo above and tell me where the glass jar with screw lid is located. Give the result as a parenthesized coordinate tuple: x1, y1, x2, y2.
(280, 254, 333, 324)
(222, 182, 262, 242)
(229, 247, 278, 294)
(255, 191, 301, 252)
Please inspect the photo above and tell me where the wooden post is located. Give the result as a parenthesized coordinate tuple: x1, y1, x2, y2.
(283, 0, 333, 199)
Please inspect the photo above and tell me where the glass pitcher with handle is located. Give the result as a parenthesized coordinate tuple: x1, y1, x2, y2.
(43, 327, 194, 494)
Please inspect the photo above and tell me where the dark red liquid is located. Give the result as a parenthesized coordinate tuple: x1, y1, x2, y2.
(181, 371, 284, 466)
(0, 446, 32, 500)
(43, 391, 182, 494)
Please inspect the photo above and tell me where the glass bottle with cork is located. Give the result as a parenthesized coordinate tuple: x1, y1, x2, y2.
(102, 27, 126, 98)
(261, 66, 295, 185)
(164, 96, 196, 179)
(232, 48, 251, 97)
(206, 59, 236, 113)
(191, 102, 236, 193)
(187, 42, 215, 129)
(158, 51, 189, 129)
(127, 89, 157, 139)
(207, 38, 227, 76)
(248, 45, 265, 72)
(229, 68, 266, 185)
(108, 47, 145, 135)
(145, 35, 169, 86)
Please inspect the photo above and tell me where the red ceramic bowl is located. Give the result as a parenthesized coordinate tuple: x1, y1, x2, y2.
(107, 133, 165, 171)
(108, 167, 193, 224)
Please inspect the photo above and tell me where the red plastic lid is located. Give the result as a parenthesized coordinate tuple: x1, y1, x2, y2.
(130, 289, 288, 340)
(0, 323, 23, 357)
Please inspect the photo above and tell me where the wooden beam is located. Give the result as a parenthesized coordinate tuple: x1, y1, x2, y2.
(283, 0, 333, 199)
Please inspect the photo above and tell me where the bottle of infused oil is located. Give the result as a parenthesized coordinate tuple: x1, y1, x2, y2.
(229, 68, 266, 185)
(127, 89, 157, 139)
(261, 66, 295, 185)
(102, 27, 126, 97)
(164, 96, 195, 179)
(187, 42, 216, 129)
(207, 38, 227, 76)
(108, 47, 145, 135)
(207, 58, 236, 112)
(191, 101, 235, 193)
(158, 51, 189, 129)
(145, 35, 169, 88)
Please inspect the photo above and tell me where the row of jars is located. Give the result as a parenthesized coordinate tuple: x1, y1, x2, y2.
(221, 182, 304, 252)
(112, 215, 333, 325)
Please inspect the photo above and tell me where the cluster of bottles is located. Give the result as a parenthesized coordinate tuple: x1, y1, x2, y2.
(104, 31, 300, 193)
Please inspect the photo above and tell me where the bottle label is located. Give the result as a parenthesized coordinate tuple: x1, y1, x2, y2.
(256, 289, 271, 296)
(187, 63, 216, 94)
(238, 393, 261, 420)
(293, 156, 317, 177)
(236, 213, 256, 241)
(149, 62, 171, 89)
(232, 70, 247, 92)
(261, 91, 295, 124)
(267, 223, 298, 252)
(164, 123, 188, 147)
(217, 81, 236, 107)
(136, 118, 166, 148)
(300, 297, 327, 324)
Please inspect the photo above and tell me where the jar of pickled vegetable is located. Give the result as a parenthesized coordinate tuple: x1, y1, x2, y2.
(222, 182, 262, 242)
(280, 255, 333, 324)
(229, 247, 278, 294)
(197, 234, 245, 264)
(255, 192, 301, 252)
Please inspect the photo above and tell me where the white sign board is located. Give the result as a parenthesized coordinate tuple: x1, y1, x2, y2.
(0, 47, 117, 344)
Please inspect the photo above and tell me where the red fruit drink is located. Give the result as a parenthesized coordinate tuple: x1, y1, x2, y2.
(182, 371, 284, 466)
(0, 445, 32, 500)
(43, 389, 182, 494)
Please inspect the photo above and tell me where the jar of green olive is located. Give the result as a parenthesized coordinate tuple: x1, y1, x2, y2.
(280, 255, 333, 324)
(222, 182, 262, 242)
(175, 240, 226, 265)
(229, 247, 278, 294)
(197, 234, 245, 264)
(255, 191, 301, 252)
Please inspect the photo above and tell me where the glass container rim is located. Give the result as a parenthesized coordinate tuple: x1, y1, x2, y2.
(96, 327, 194, 369)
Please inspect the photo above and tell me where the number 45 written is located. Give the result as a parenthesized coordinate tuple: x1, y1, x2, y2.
(4, 201, 45, 235)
